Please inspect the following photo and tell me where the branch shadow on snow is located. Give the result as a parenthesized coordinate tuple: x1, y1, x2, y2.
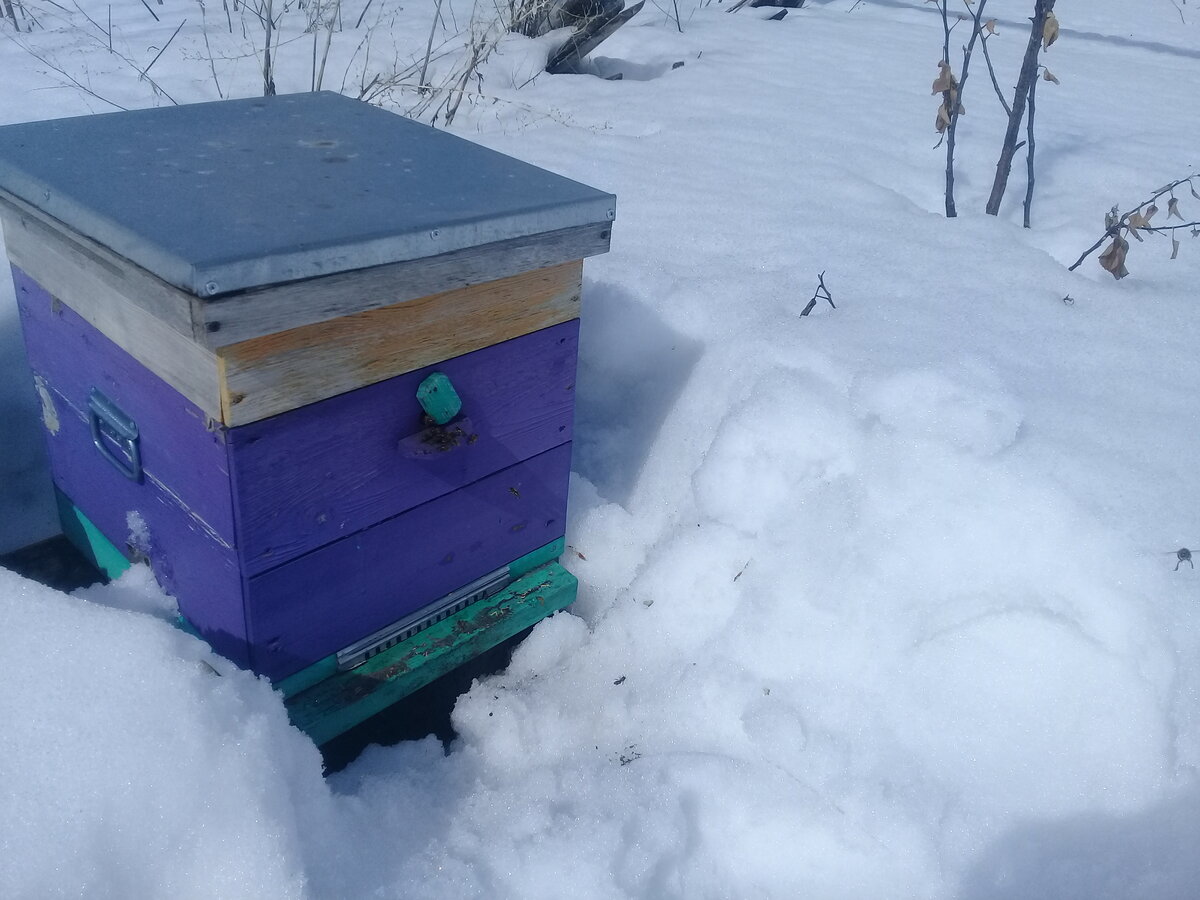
(957, 784, 1200, 900)
(573, 281, 702, 506)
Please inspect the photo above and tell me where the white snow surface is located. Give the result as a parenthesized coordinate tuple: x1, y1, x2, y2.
(3, 1, 1200, 896)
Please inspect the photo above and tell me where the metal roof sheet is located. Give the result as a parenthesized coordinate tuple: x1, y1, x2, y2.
(0, 92, 615, 296)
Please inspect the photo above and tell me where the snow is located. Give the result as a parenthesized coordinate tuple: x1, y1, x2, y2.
(2, 0, 1200, 896)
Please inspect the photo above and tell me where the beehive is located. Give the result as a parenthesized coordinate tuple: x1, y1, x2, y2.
(0, 93, 613, 741)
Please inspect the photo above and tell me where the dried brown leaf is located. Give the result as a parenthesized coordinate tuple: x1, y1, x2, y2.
(983, 18, 997, 34)
(1043, 11, 1059, 50)
(1192, 183, 1200, 200)
(936, 102, 951, 132)
(1144, 203, 1159, 222)
(1168, 197, 1184, 220)
(1099, 234, 1129, 279)
(932, 62, 956, 94)
(1042, 68, 1059, 84)
(1171, 237, 1181, 260)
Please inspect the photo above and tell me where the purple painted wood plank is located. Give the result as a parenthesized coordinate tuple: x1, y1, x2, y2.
(247, 442, 572, 680)
(229, 319, 578, 575)
(36, 382, 249, 667)
(13, 267, 237, 544)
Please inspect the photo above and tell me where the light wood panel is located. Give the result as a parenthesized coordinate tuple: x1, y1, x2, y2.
(0, 202, 222, 422)
(217, 260, 582, 426)
(198, 223, 608, 348)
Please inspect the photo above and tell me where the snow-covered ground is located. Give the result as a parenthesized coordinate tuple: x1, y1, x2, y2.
(3, 1, 1200, 896)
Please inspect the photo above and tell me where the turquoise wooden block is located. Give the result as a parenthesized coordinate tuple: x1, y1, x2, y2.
(54, 487, 131, 582)
(416, 371, 462, 425)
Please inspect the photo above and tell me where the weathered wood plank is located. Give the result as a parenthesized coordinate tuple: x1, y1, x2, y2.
(199, 223, 609, 348)
(286, 560, 578, 744)
(218, 260, 583, 426)
(0, 189, 201, 337)
(246, 442, 571, 681)
(15, 267, 237, 545)
(229, 321, 578, 574)
(1, 200, 222, 421)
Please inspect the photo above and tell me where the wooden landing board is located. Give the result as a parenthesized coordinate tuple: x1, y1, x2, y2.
(217, 260, 582, 426)
(286, 560, 578, 745)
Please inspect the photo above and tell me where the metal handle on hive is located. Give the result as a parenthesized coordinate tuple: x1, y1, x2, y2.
(88, 387, 143, 482)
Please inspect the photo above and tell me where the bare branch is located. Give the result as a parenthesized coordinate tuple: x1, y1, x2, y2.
(985, 0, 1056, 216)
(800, 271, 835, 317)
(1068, 177, 1200, 271)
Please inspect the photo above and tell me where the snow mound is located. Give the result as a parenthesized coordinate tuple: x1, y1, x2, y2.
(853, 364, 1022, 457)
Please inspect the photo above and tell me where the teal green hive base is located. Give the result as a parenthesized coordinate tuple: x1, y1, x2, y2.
(55, 487, 132, 582)
(285, 560, 577, 745)
(53, 489, 576, 746)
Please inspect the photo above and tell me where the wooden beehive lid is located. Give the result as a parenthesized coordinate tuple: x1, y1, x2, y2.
(0, 92, 614, 343)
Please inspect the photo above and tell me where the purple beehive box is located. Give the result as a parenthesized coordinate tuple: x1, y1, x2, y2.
(0, 94, 614, 736)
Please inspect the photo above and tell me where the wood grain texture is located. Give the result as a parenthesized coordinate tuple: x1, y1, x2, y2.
(217, 260, 583, 426)
(286, 561, 578, 745)
(1, 199, 222, 421)
(0, 189, 199, 336)
(15, 267, 237, 544)
(246, 442, 571, 681)
(229, 320, 578, 575)
(41, 387, 249, 668)
(199, 223, 609, 348)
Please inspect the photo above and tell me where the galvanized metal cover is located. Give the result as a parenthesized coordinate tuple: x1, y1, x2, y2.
(0, 93, 615, 297)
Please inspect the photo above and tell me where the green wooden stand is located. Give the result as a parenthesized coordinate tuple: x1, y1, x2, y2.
(51, 488, 575, 745)
(284, 561, 577, 745)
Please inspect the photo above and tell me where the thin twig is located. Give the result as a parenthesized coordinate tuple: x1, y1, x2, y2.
(353, 0, 373, 28)
(137, 0, 159, 21)
(314, 0, 340, 91)
(985, 0, 1055, 216)
(800, 271, 835, 316)
(70, 0, 108, 42)
(3, 0, 21, 32)
(199, 1, 223, 97)
(262, 0, 276, 95)
(978, 28, 1010, 115)
(142, 17, 185, 79)
(1068, 177, 1200, 270)
(5, 34, 126, 108)
(418, 0, 443, 90)
(1022, 69, 1036, 228)
(943, 0, 988, 218)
